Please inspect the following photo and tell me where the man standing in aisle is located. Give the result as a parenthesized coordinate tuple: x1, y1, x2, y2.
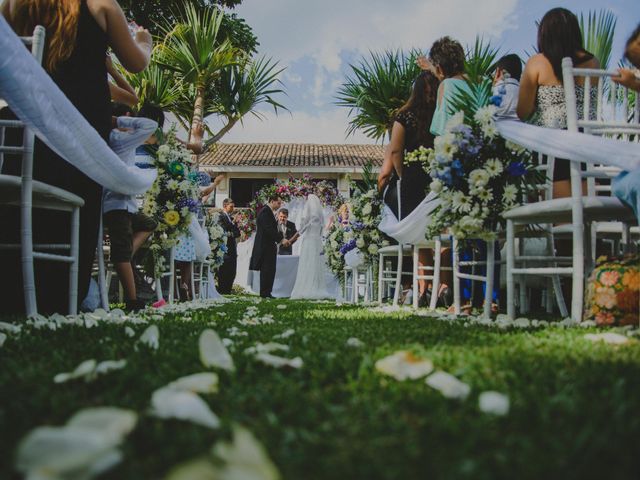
(249, 195, 283, 298)
(216, 198, 241, 294)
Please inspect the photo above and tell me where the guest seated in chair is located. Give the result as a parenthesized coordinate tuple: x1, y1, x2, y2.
(277, 208, 298, 255)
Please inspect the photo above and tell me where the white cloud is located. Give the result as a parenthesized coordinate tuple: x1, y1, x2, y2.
(207, 109, 377, 144)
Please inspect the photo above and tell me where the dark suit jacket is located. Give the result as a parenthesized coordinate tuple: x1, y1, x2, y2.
(277, 220, 297, 255)
(249, 206, 283, 270)
(218, 212, 241, 257)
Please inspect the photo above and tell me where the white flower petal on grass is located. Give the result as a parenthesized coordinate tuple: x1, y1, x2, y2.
(255, 353, 303, 369)
(124, 326, 136, 338)
(67, 408, 138, 444)
(54, 359, 97, 384)
(478, 391, 510, 416)
(16, 407, 136, 480)
(0, 332, 6, 348)
(94, 360, 127, 376)
(273, 329, 295, 340)
(276, 304, 287, 310)
(139, 325, 160, 350)
(167, 373, 219, 394)
(346, 337, 364, 348)
(425, 371, 471, 400)
(150, 388, 220, 429)
(0, 321, 21, 334)
(212, 425, 281, 480)
(199, 329, 235, 371)
(584, 333, 630, 345)
(244, 342, 290, 356)
(222, 338, 234, 348)
(375, 351, 433, 381)
(165, 458, 218, 480)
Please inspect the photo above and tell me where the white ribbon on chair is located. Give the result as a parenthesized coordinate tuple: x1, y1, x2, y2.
(495, 119, 640, 170)
(0, 16, 156, 194)
(378, 192, 440, 245)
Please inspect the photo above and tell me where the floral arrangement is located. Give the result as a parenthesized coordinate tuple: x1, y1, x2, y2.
(240, 175, 344, 239)
(323, 188, 389, 277)
(406, 107, 539, 241)
(205, 213, 229, 271)
(584, 254, 639, 326)
(141, 127, 201, 275)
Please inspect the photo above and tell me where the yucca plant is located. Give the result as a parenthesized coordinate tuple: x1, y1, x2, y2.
(203, 56, 288, 148)
(336, 50, 422, 142)
(157, 3, 242, 145)
(580, 9, 616, 70)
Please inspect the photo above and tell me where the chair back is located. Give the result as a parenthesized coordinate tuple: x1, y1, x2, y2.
(562, 57, 640, 197)
(0, 25, 45, 178)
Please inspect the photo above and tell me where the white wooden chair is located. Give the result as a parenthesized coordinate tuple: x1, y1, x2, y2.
(155, 247, 175, 303)
(0, 26, 83, 317)
(344, 264, 373, 303)
(504, 57, 639, 323)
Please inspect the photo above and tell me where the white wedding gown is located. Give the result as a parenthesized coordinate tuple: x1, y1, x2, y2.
(290, 195, 330, 299)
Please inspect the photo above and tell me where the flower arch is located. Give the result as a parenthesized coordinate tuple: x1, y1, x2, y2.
(236, 175, 345, 240)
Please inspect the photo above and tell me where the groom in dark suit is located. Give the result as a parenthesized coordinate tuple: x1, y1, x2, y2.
(216, 198, 241, 294)
(276, 208, 298, 255)
(249, 195, 283, 298)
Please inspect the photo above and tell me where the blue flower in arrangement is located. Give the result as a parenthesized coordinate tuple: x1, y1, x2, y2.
(177, 198, 200, 212)
(451, 159, 463, 172)
(221, 243, 228, 253)
(507, 161, 527, 177)
(340, 239, 357, 255)
(489, 95, 503, 107)
(351, 221, 365, 230)
(451, 124, 473, 137)
(196, 171, 212, 187)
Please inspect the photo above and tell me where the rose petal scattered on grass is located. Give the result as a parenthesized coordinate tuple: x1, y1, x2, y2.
(276, 304, 287, 310)
(199, 329, 235, 371)
(139, 325, 160, 350)
(346, 337, 364, 348)
(94, 360, 127, 376)
(0, 321, 21, 334)
(54, 359, 97, 384)
(375, 351, 433, 381)
(255, 353, 303, 369)
(165, 457, 218, 480)
(273, 329, 295, 340)
(478, 391, 510, 415)
(584, 333, 630, 345)
(124, 326, 136, 338)
(167, 373, 219, 394)
(425, 371, 471, 400)
(0, 332, 6, 347)
(16, 407, 136, 480)
(150, 388, 220, 429)
(244, 342, 290, 356)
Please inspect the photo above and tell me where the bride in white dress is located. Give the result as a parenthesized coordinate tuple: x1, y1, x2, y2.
(290, 194, 330, 299)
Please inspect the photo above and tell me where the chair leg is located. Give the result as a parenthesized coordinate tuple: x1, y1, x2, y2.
(506, 220, 515, 320)
(168, 247, 175, 304)
(377, 254, 383, 304)
(96, 220, 109, 311)
(412, 245, 419, 309)
(68, 206, 80, 316)
(21, 193, 37, 318)
(452, 237, 461, 315)
(482, 241, 495, 319)
(429, 238, 442, 310)
(392, 246, 403, 307)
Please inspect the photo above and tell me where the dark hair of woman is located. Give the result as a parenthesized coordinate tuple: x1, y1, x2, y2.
(537, 7, 594, 81)
(428, 36, 465, 78)
(396, 70, 439, 144)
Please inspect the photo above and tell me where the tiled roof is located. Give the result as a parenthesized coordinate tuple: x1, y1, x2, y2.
(199, 143, 384, 168)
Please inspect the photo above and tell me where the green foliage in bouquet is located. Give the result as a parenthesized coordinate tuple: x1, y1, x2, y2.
(204, 212, 229, 271)
(142, 127, 201, 275)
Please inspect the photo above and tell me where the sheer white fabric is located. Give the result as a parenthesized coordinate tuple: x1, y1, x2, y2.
(0, 16, 156, 194)
(378, 191, 440, 245)
(495, 119, 640, 170)
(291, 194, 330, 299)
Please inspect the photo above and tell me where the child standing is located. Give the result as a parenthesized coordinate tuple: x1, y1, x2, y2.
(103, 115, 158, 311)
(492, 54, 522, 119)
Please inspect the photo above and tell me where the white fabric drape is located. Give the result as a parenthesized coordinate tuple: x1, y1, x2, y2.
(495, 119, 640, 170)
(378, 192, 440, 245)
(0, 16, 156, 194)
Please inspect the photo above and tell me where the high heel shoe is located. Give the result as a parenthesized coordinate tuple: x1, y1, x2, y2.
(436, 287, 452, 308)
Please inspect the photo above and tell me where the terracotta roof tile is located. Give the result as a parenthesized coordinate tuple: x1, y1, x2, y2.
(199, 143, 384, 168)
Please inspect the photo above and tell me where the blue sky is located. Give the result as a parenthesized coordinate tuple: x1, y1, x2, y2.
(210, 0, 638, 144)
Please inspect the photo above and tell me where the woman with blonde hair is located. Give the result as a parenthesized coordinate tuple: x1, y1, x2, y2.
(1, 0, 152, 313)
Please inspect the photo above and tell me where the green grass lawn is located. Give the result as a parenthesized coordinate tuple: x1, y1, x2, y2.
(1, 299, 639, 479)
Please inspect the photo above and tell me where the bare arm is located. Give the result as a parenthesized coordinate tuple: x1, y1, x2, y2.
(97, 0, 152, 73)
(517, 57, 539, 121)
(377, 145, 394, 193)
(388, 121, 405, 178)
(612, 68, 640, 92)
(106, 55, 139, 106)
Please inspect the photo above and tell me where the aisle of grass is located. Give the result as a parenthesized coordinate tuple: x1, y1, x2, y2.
(1, 299, 639, 479)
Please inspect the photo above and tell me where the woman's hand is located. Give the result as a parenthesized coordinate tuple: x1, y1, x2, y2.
(134, 27, 153, 49)
(612, 68, 640, 92)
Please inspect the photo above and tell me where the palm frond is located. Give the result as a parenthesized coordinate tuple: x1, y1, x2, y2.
(579, 9, 617, 70)
(464, 36, 500, 83)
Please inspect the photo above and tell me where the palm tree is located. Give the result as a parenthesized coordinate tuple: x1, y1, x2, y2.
(201, 57, 288, 148)
(157, 3, 241, 145)
(121, 54, 183, 110)
(336, 50, 422, 142)
(579, 9, 617, 70)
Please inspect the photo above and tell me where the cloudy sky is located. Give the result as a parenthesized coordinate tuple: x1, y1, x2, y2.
(209, 0, 637, 144)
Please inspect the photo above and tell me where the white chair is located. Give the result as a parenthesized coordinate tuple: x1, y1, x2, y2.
(345, 264, 373, 303)
(155, 247, 175, 303)
(504, 58, 639, 323)
(0, 26, 83, 317)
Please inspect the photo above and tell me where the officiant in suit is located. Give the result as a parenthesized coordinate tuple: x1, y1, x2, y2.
(249, 195, 283, 298)
(277, 208, 298, 255)
(216, 198, 241, 294)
